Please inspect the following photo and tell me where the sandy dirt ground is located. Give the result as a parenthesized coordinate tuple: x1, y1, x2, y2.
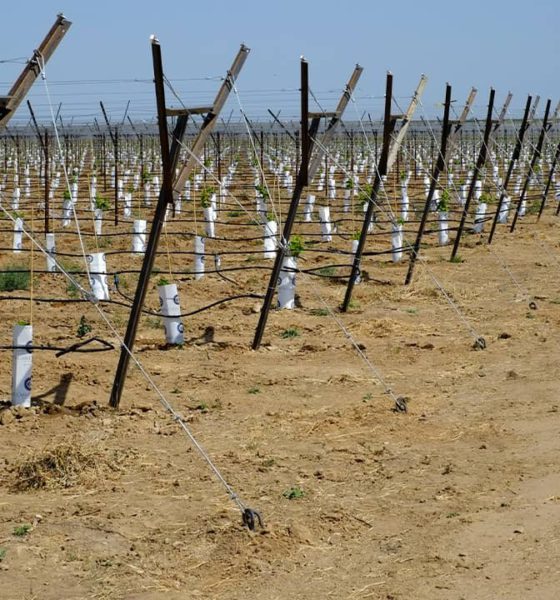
(0, 168, 559, 599)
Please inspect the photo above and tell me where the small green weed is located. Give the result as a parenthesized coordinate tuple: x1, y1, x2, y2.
(13, 524, 32, 537)
(310, 308, 329, 317)
(318, 266, 336, 277)
(449, 255, 464, 264)
(67, 281, 80, 299)
(76, 316, 92, 338)
(527, 201, 541, 215)
(0, 266, 30, 292)
(283, 486, 305, 500)
(281, 327, 300, 339)
(288, 235, 305, 258)
(248, 386, 261, 395)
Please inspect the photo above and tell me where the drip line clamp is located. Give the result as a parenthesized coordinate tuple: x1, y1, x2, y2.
(55, 336, 115, 357)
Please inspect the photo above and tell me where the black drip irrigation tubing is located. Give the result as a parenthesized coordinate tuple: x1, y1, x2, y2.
(0, 290, 266, 319)
(0, 336, 114, 355)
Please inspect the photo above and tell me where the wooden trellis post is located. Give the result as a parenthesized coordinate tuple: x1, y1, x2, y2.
(487, 95, 533, 243)
(109, 40, 250, 409)
(0, 14, 71, 131)
(540, 137, 560, 218)
(449, 88, 496, 261)
(342, 73, 427, 310)
(251, 60, 363, 350)
(100, 101, 120, 226)
(509, 99, 552, 233)
(404, 87, 477, 284)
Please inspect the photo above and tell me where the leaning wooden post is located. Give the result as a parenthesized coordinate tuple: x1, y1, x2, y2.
(487, 95, 532, 243)
(44, 128, 50, 234)
(405, 84, 453, 285)
(510, 99, 551, 233)
(450, 88, 495, 261)
(540, 103, 560, 218)
(100, 101, 120, 225)
(216, 131, 222, 183)
(404, 87, 477, 283)
(0, 15, 71, 130)
(110, 41, 249, 408)
(342, 73, 393, 311)
(252, 59, 312, 351)
(342, 73, 427, 309)
(114, 126, 119, 225)
(251, 63, 363, 348)
(540, 138, 560, 218)
(110, 38, 189, 408)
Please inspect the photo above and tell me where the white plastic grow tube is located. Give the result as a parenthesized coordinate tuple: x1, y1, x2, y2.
(263, 220, 278, 259)
(13, 217, 23, 253)
(194, 236, 205, 280)
(400, 189, 409, 221)
(158, 283, 185, 344)
(304, 194, 315, 222)
(88, 252, 110, 300)
(318, 206, 333, 242)
(11, 187, 20, 210)
(45, 232, 57, 272)
(204, 206, 216, 238)
(94, 208, 103, 235)
(277, 255, 296, 309)
(472, 203, 487, 234)
(343, 188, 351, 212)
(497, 195, 510, 224)
(12, 324, 32, 407)
(123, 191, 132, 218)
(391, 223, 403, 262)
(438, 211, 449, 245)
(143, 181, 151, 206)
(132, 219, 147, 253)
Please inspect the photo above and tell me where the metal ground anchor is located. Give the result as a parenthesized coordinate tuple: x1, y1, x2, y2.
(473, 337, 487, 350)
(242, 508, 264, 531)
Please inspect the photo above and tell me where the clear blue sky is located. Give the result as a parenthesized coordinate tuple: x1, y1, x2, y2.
(1, 0, 558, 124)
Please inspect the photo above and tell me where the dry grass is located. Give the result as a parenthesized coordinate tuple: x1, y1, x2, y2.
(11, 436, 133, 491)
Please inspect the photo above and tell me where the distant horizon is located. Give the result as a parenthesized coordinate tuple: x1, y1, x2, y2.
(0, 1, 557, 126)
(0, 117, 543, 141)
